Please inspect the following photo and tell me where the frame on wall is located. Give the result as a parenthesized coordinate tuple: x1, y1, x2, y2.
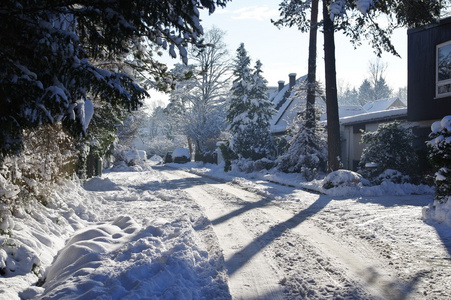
(436, 40, 451, 98)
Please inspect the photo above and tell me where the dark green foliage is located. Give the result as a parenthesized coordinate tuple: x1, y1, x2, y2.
(428, 117, 451, 203)
(0, 0, 229, 159)
(219, 143, 236, 172)
(359, 121, 419, 182)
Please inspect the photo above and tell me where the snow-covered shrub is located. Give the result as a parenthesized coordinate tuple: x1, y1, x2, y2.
(0, 124, 77, 231)
(375, 169, 410, 185)
(322, 170, 367, 189)
(234, 158, 275, 173)
(427, 116, 451, 203)
(277, 106, 327, 181)
(358, 121, 418, 183)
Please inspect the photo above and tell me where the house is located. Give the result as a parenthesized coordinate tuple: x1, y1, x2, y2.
(340, 108, 408, 171)
(363, 97, 406, 113)
(340, 16, 451, 172)
(269, 73, 327, 135)
(339, 97, 407, 170)
(407, 16, 451, 153)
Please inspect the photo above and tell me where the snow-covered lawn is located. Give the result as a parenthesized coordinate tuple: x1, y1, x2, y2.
(1, 160, 450, 299)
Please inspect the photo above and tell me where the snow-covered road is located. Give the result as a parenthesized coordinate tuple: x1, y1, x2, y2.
(158, 166, 451, 299)
(5, 161, 451, 299)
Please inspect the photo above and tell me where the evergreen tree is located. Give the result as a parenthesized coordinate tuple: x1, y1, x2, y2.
(278, 96, 327, 180)
(0, 0, 229, 160)
(373, 77, 392, 100)
(358, 79, 374, 105)
(358, 121, 418, 182)
(226, 44, 274, 160)
(428, 116, 451, 203)
(339, 86, 360, 105)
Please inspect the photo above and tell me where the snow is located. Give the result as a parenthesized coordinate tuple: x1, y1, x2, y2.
(76, 99, 94, 134)
(1, 160, 450, 299)
(123, 150, 147, 166)
(363, 97, 405, 113)
(339, 107, 408, 126)
(172, 147, 190, 159)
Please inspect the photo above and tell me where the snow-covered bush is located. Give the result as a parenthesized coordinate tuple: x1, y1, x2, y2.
(0, 124, 77, 231)
(427, 116, 451, 203)
(234, 158, 275, 173)
(375, 169, 410, 184)
(322, 169, 368, 189)
(358, 121, 418, 183)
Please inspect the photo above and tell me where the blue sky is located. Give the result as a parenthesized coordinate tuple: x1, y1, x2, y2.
(149, 1, 408, 106)
(199, 0, 407, 91)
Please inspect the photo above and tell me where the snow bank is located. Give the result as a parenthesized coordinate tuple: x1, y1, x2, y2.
(423, 198, 451, 226)
(2, 159, 230, 299)
(0, 179, 103, 299)
(185, 163, 433, 198)
(32, 214, 228, 299)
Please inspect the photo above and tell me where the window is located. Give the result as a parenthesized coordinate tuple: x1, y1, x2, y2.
(436, 40, 451, 98)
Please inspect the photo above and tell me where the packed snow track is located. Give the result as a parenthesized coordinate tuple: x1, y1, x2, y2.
(159, 166, 451, 299)
(8, 162, 449, 299)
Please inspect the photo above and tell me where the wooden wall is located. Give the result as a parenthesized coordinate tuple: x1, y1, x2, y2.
(408, 17, 451, 121)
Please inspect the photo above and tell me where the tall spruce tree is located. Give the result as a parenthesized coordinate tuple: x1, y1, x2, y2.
(226, 44, 274, 160)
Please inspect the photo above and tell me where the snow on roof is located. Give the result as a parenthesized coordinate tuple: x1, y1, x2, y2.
(340, 108, 408, 126)
(363, 97, 405, 113)
(320, 105, 366, 121)
(271, 96, 326, 133)
(339, 105, 367, 117)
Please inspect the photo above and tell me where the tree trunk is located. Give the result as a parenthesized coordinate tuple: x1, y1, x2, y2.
(322, 0, 341, 172)
(305, 0, 319, 130)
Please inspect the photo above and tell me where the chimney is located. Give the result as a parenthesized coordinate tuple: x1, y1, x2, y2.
(289, 73, 296, 89)
(278, 80, 285, 92)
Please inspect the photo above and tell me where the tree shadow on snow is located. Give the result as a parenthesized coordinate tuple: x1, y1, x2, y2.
(424, 220, 451, 258)
(356, 194, 432, 208)
(223, 196, 332, 276)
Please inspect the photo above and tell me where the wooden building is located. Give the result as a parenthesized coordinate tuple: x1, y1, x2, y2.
(408, 16, 451, 122)
(407, 16, 451, 158)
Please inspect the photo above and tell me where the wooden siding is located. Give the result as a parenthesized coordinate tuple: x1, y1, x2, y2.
(408, 17, 451, 121)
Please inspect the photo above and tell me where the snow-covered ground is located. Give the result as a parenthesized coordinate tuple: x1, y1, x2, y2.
(1, 159, 450, 299)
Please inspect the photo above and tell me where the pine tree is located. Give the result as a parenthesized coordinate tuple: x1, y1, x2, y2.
(358, 79, 374, 105)
(226, 44, 274, 160)
(278, 83, 327, 180)
(248, 60, 276, 159)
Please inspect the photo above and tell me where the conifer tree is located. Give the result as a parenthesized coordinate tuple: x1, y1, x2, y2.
(226, 44, 274, 160)
(278, 82, 327, 180)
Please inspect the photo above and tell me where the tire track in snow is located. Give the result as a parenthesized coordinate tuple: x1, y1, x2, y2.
(159, 167, 450, 299)
(161, 169, 285, 300)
